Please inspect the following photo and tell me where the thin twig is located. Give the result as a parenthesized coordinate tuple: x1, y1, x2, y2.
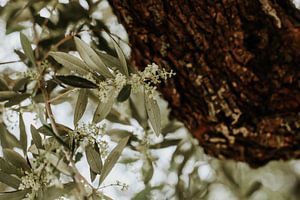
(0, 60, 22, 65)
(48, 88, 77, 103)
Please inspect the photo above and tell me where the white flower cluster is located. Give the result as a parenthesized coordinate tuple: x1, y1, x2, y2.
(129, 63, 175, 99)
(18, 172, 41, 191)
(85, 63, 174, 102)
(73, 123, 108, 156)
(19, 157, 62, 199)
(92, 72, 127, 103)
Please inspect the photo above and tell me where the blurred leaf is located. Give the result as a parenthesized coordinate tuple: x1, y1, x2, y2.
(93, 92, 115, 123)
(86, 144, 102, 174)
(117, 84, 131, 102)
(129, 92, 147, 128)
(3, 149, 30, 171)
(92, 192, 112, 200)
(30, 125, 43, 149)
(244, 181, 262, 197)
(0, 123, 21, 149)
(0, 190, 29, 200)
(75, 152, 83, 163)
(106, 129, 132, 143)
(49, 52, 89, 75)
(95, 50, 122, 70)
(6, 24, 26, 35)
(90, 168, 97, 183)
(149, 139, 181, 149)
(161, 121, 182, 135)
(74, 37, 113, 78)
(56, 75, 97, 88)
(19, 113, 27, 154)
(0, 91, 21, 101)
(220, 163, 239, 188)
(132, 185, 151, 200)
(4, 93, 31, 107)
(119, 157, 139, 164)
(0, 78, 9, 91)
(111, 37, 128, 76)
(145, 94, 161, 136)
(74, 89, 88, 126)
(37, 182, 76, 200)
(13, 77, 30, 92)
(0, 158, 23, 177)
(20, 32, 36, 68)
(45, 152, 72, 175)
(99, 136, 130, 184)
(142, 158, 154, 184)
(37, 125, 54, 136)
(106, 108, 131, 125)
(0, 172, 21, 189)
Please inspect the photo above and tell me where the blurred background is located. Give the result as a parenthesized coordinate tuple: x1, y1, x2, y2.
(0, 0, 300, 199)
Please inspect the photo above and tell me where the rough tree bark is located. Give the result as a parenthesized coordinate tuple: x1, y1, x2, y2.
(108, 0, 300, 167)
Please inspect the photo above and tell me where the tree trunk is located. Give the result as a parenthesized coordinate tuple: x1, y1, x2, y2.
(108, 0, 300, 167)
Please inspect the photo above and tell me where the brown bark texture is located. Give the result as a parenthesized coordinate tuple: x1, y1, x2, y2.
(108, 0, 300, 167)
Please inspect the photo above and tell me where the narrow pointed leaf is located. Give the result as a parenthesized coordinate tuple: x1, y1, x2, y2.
(74, 37, 113, 78)
(49, 52, 89, 75)
(56, 75, 97, 89)
(4, 93, 30, 107)
(111, 37, 128, 76)
(95, 50, 122, 70)
(30, 125, 43, 149)
(0, 190, 29, 200)
(142, 158, 154, 184)
(90, 168, 97, 182)
(145, 94, 161, 136)
(0, 158, 23, 176)
(86, 144, 102, 174)
(38, 182, 76, 200)
(132, 185, 152, 200)
(74, 89, 88, 125)
(45, 152, 72, 175)
(0, 78, 9, 91)
(117, 84, 131, 102)
(20, 32, 36, 67)
(3, 149, 30, 171)
(0, 171, 21, 189)
(4, 130, 21, 149)
(93, 92, 115, 123)
(99, 136, 130, 184)
(19, 113, 27, 154)
(13, 77, 30, 92)
(245, 181, 262, 197)
(0, 91, 19, 101)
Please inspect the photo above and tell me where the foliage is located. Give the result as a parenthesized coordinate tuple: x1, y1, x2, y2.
(0, 0, 299, 200)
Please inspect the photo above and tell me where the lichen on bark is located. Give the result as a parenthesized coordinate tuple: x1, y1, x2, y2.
(108, 0, 300, 167)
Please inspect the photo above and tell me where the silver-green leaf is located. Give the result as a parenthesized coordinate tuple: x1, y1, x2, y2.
(0, 158, 23, 177)
(99, 135, 130, 184)
(30, 125, 43, 149)
(45, 152, 72, 175)
(49, 52, 89, 76)
(93, 92, 115, 123)
(74, 37, 113, 78)
(74, 89, 88, 126)
(111, 37, 128, 76)
(144, 94, 161, 136)
(86, 144, 102, 174)
(3, 149, 30, 171)
(19, 113, 27, 154)
(20, 32, 36, 67)
(0, 190, 29, 200)
(0, 171, 21, 189)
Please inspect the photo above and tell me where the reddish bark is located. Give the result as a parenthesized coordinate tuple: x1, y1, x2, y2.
(108, 0, 300, 167)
